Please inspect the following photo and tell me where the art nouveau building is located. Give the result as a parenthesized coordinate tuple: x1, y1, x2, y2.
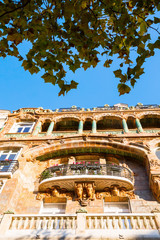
(0, 104, 160, 239)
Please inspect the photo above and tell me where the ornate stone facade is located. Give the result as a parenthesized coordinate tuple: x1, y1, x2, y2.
(0, 105, 160, 239)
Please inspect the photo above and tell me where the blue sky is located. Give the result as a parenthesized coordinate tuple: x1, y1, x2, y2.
(0, 44, 160, 112)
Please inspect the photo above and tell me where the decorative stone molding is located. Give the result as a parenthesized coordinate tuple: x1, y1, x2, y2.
(137, 112, 160, 119)
(150, 159, 160, 170)
(95, 113, 123, 122)
(54, 115, 81, 123)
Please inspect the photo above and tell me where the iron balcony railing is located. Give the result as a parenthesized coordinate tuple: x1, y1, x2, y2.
(40, 163, 134, 183)
(0, 160, 19, 174)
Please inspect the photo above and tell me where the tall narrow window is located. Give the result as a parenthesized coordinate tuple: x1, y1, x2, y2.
(0, 149, 20, 176)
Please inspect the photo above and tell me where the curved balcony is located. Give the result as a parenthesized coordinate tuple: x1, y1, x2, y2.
(39, 163, 134, 192)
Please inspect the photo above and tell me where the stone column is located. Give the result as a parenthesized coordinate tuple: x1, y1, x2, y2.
(76, 212, 86, 234)
(135, 118, 143, 133)
(78, 120, 83, 134)
(32, 120, 42, 136)
(0, 214, 13, 235)
(122, 119, 129, 133)
(46, 121, 54, 136)
(154, 213, 160, 231)
(92, 120, 97, 133)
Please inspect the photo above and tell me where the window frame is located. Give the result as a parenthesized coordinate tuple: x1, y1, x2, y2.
(40, 202, 66, 214)
(0, 149, 21, 161)
(9, 121, 35, 133)
(103, 201, 131, 213)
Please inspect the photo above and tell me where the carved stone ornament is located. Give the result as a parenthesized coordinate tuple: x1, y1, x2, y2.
(95, 186, 135, 199)
(150, 159, 160, 169)
(75, 182, 95, 200)
(151, 176, 160, 202)
(151, 207, 160, 213)
(18, 112, 37, 121)
(36, 186, 73, 200)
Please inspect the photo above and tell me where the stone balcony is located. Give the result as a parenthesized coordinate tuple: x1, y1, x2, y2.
(39, 164, 134, 192)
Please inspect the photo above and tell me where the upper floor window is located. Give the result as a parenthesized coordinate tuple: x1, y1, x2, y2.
(10, 122, 35, 133)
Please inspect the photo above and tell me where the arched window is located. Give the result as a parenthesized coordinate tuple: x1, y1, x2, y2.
(83, 119, 92, 131)
(97, 117, 122, 130)
(55, 119, 79, 131)
(41, 121, 51, 132)
(127, 117, 136, 129)
(140, 116, 160, 129)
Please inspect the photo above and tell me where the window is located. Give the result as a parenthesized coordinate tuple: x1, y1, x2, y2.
(10, 122, 35, 133)
(0, 149, 20, 161)
(0, 149, 20, 176)
(104, 202, 130, 213)
(40, 203, 66, 214)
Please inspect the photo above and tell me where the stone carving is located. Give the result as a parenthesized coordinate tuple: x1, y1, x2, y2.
(75, 183, 83, 199)
(75, 182, 95, 200)
(52, 187, 60, 197)
(151, 207, 160, 213)
(111, 185, 120, 196)
(85, 183, 95, 200)
(95, 186, 135, 199)
(152, 176, 160, 202)
(36, 186, 73, 200)
(36, 192, 50, 200)
(18, 112, 37, 121)
(150, 159, 160, 169)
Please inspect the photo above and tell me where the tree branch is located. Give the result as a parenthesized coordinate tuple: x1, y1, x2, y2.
(0, 0, 31, 19)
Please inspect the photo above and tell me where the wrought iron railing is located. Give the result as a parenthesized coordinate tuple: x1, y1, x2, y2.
(40, 163, 134, 183)
(0, 160, 19, 174)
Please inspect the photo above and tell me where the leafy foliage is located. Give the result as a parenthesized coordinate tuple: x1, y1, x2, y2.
(0, 0, 160, 95)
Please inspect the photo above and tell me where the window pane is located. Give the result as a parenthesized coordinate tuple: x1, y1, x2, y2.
(8, 154, 16, 160)
(0, 154, 7, 160)
(23, 127, 30, 133)
(17, 127, 23, 133)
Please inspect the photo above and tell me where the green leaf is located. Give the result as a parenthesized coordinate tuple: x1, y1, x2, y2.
(104, 59, 113, 68)
(118, 83, 131, 95)
(42, 73, 57, 85)
(113, 69, 122, 78)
